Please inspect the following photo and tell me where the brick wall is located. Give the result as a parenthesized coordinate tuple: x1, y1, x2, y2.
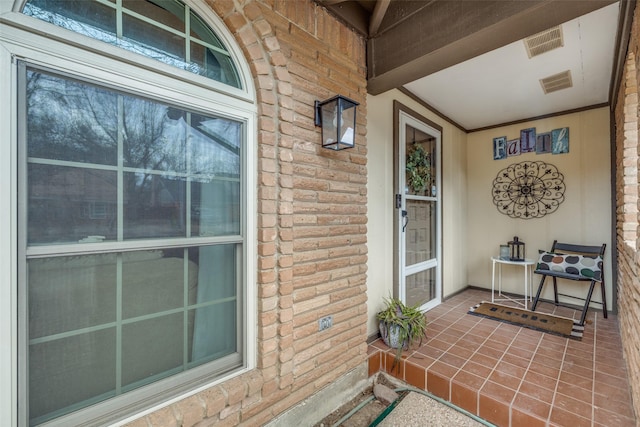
(125, 0, 368, 425)
(614, 1, 640, 421)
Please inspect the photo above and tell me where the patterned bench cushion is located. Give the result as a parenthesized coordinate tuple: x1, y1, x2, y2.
(535, 251, 603, 282)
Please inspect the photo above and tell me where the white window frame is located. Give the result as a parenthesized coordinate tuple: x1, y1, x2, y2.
(0, 1, 257, 425)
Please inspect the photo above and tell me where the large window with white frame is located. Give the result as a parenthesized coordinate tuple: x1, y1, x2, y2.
(0, 0, 255, 425)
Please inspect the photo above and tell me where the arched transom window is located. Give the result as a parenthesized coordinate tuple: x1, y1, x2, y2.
(23, 0, 242, 88)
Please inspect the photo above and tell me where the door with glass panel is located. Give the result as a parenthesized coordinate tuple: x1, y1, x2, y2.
(396, 112, 441, 311)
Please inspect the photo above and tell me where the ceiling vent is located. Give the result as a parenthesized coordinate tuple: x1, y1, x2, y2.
(540, 70, 573, 94)
(524, 26, 564, 58)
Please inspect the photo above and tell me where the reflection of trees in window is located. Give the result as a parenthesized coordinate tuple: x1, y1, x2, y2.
(27, 71, 118, 165)
(23, 0, 241, 88)
(26, 67, 241, 243)
(27, 70, 186, 171)
(27, 69, 240, 174)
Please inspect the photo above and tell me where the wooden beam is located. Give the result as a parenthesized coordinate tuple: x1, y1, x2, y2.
(315, 0, 370, 35)
(369, 0, 390, 37)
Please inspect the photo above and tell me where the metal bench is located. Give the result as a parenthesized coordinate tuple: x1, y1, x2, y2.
(530, 240, 606, 326)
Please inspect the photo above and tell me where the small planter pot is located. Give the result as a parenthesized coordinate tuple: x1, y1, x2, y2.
(378, 321, 408, 350)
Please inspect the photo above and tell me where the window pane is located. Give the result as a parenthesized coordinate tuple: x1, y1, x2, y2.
(190, 41, 240, 86)
(189, 245, 237, 364)
(122, 13, 185, 66)
(122, 313, 184, 388)
(405, 267, 436, 308)
(29, 329, 117, 424)
(123, 172, 187, 239)
(122, 101, 187, 172)
(188, 245, 236, 304)
(405, 125, 435, 196)
(122, 249, 193, 318)
(189, 302, 236, 365)
(28, 254, 117, 338)
(123, 0, 185, 32)
(191, 179, 239, 236)
(24, 0, 117, 39)
(404, 199, 436, 265)
(189, 10, 223, 48)
(190, 113, 241, 175)
(28, 164, 117, 244)
(27, 70, 118, 165)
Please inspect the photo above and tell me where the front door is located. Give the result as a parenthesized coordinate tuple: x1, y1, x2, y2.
(396, 112, 441, 311)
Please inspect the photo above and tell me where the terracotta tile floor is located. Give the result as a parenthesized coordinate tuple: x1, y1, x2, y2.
(367, 288, 637, 427)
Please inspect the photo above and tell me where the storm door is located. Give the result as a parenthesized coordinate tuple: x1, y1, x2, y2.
(396, 112, 441, 311)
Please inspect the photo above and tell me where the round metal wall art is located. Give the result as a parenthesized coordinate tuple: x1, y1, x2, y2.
(492, 161, 565, 219)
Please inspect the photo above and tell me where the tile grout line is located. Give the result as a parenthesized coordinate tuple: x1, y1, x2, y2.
(547, 337, 571, 425)
(506, 328, 545, 425)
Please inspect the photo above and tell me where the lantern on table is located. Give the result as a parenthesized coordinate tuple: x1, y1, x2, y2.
(508, 236, 525, 261)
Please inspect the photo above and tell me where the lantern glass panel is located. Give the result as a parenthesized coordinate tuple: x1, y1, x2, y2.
(320, 99, 338, 149)
(337, 98, 356, 148)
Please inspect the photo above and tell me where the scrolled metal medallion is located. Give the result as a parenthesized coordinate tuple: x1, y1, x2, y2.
(492, 161, 565, 219)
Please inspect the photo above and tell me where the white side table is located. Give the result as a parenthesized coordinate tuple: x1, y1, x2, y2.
(491, 257, 536, 309)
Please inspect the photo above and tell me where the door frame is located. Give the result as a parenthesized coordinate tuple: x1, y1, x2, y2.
(393, 101, 443, 310)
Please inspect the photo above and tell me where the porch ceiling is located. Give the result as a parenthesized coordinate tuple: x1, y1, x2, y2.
(316, 0, 633, 130)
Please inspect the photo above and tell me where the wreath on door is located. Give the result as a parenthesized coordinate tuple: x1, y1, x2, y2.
(406, 145, 431, 193)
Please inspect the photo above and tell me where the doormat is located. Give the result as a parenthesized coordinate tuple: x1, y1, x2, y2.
(468, 301, 583, 340)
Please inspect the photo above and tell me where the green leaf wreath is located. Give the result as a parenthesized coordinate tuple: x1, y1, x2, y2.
(406, 144, 431, 193)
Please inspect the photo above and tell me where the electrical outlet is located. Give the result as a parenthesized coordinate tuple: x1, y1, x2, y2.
(318, 315, 333, 331)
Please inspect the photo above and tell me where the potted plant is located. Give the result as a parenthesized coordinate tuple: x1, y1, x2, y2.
(405, 144, 431, 194)
(376, 297, 427, 366)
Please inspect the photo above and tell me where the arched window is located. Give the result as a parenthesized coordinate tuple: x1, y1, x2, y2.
(0, 1, 255, 426)
(23, 0, 242, 88)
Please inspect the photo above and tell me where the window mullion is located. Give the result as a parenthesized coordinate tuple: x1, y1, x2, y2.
(115, 255, 123, 395)
(116, 93, 124, 397)
(117, 95, 124, 242)
(186, 111, 192, 237)
(183, 248, 189, 369)
(116, 0, 123, 39)
(185, 4, 191, 65)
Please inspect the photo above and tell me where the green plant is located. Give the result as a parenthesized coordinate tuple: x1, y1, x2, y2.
(376, 297, 427, 366)
(406, 144, 431, 193)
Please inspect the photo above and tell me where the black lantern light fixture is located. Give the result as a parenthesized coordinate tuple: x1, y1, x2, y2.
(508, 236, 525, 261)
(314, 95, 359, 150)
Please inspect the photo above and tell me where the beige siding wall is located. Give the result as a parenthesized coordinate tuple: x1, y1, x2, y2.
(615, 1, 640, 420)
(366, 90, 468, 336)
(466, 109, 613, 307)
(126, 0, 369, 425)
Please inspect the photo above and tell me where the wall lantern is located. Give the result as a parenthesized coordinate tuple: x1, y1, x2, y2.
(314, 95, 359, 150)
(508, 236, 525, 261)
